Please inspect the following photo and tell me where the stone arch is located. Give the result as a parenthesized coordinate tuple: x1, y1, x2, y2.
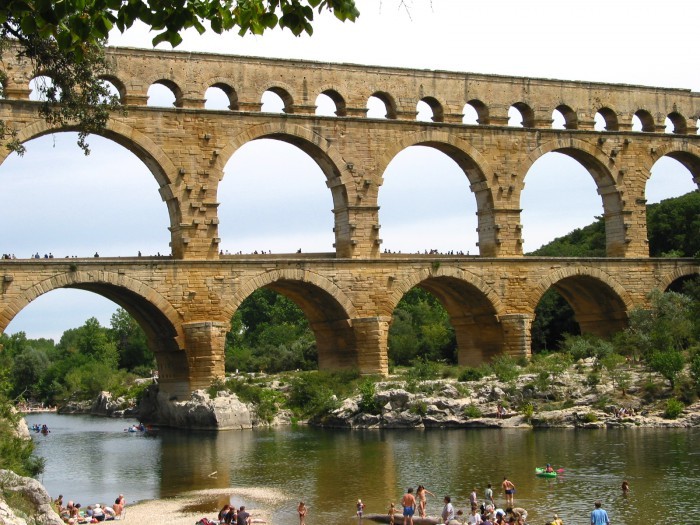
(318, 88, 347, 116)
(529, 266, 633, 337)
(634, 109, 655, 132)
(510, 101, 535, 128)
(419, 96, 444, 123)
(645, 143, 700, 186)
(228, 269, 359, 370)
(596, 107, 619, 131)
(388, 266, 506, 366)
(554, 104, 578, 130)
(525, 138, 625, 256)
(667, 111, 688, 134)
(657, 265, 700, 292)
(99, 75, 126, 104)
(465, 99, 489, 125)
(261, 84, 295, 113)
(376, 130, 497, 255)
(206, 81, 239, 110)
(0, 270, 189, 394)
(150, 79, 184, 107)
(0, 117, 184, 255)
(369, 91, 398, 119)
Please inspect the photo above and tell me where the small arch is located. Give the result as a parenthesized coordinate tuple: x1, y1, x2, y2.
(417, 96, 444, 123)
(595, 107, 618, 131)
(666, 112, 687, 134)
(147, 80, 182, 108)
(633, 109, 655, 132)
(367, 92, 397, 120)
(553, 104, 578, 130)
(316, 89, 346, 117)
(509, 102, 535, 128)
(29, 75, 59, 102)
(659, 266, 700, 292)
(262, 86, 293, 113)
(98, 75, 125, 104)
(205, 83, 238, 110)
(463, 99, 489, 125)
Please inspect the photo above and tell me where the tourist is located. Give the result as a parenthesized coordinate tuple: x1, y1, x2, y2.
(356, 499, 365, 521)
(55, 496, 64, 513)
(621, 480, 630, 494)
(469, 487, 478, 509)
(506, 507, 527, 522)
(388, 503, 396, 525)
(92, 503, 106, 522)
(237, 506, 251, 525)
(297, 501, 307, 525)
(545, 463, 554, 473)
(590, 501, 610, 525)
(104, 506, 117, 519)
(501, 477, 515, 506)
(551, 513, 564, 525)
(416, 485, 435, 518)
(484, 484, 494, 507)
(226, 506, 237, 525)
(402, 487, 416, 525)
(113, 494, 124, 517)
(219, 505, 231, 523)
(441, 496, 454, 525)
(466, 505, 482, 525)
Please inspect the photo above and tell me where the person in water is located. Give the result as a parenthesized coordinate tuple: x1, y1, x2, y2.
(297, 501, 307, 525)
(621, 480, 630, 493)
(356, 499, 365, 522)
(501, 477, 515, 506)
(545, 464, 554, 473)
(416, 485, 435, 518)
(402, 488, 416, 525)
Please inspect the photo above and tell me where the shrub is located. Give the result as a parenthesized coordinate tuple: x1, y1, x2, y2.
(410, 401, 428, 416)
(357, 378, 380, 414)
(463, 403, 482, 418)
(407, 358, 441, 381)
(664, 398, 685, 419)
(581, 412, 598, 423)
(521, 402, 534, 421)
(458, 367, 486, 382)
(490, 355, 520, 383)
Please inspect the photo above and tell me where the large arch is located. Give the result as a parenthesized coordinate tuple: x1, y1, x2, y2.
(216, 123, 356, 255)
(376, 130, 497, 255)
(229, 269, 358, 370)
(0, 270, 189, 394)
(529, 267, 633, 338)
(658, 266, 700, 292)
(525, 139, 625, 256)
(389, 267, 505, 366)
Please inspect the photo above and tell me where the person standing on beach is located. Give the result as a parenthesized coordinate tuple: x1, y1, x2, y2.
(416, 485, 435, 518)
(590, 501, 610, 525)
(357, 499, 366, 523)
(484, 484, 494, 507)
(402, 488, 416, 525)
(501, 477, 515, 506)
(441, 496, 454, 525)
(297, 501, 307, 525)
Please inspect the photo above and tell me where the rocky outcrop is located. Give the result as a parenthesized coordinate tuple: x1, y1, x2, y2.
(90, 392, 139, 418)
(138, 386, 253, 430)
(0, 470, 63, 525)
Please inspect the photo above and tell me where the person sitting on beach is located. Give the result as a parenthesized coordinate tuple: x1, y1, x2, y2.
(113, 495, 125, 517)
(237, 506, 251, 525)
(218, 505, 231, 523)
(92, 504, 106, 522)
(466, 505, 482, 525)
(103, 506, 116, 520)
(441, 496, 454, 525)
(505, 507, 527, 522)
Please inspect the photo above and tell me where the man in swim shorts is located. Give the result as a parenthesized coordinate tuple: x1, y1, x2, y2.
(402, 487, 416, 525)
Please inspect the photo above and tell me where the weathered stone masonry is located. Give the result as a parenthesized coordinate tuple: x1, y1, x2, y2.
(0, 46, 699, 396)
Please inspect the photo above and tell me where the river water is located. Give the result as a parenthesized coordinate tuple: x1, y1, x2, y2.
(25, 413, 699, 525)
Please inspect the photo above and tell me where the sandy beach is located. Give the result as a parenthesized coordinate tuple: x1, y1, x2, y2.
(126, 487, 287, 525)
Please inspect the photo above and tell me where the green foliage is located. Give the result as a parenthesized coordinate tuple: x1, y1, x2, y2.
(581, 412, 598, 423)
(388, 287, 456, 366)
(406, 357, 441, 381)
(458, 366, 487, 382)
(690, 349, 700, 392)
(647, 191, 700, 258)
(226, 289, 317, 373)
(663, 398, 685, 419)
(521, 402, 534, 421)
(528, 217, 606, 257)
(410, 400, 428, 416)
(490, 355, 520, 383)
(110, 309, 154, 373)
(357, 378, 380, 414)
(649, 351, 685, 388)
(531, 289, 580, 352)
(286, 370, 359, 419)
(463, 403, 482, 418)
(561, 334, 614, 361)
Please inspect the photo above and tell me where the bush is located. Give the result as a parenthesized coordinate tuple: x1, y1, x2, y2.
(581, 412, 598, 423)
(490, 355, 520, 383)
(357, 378, 380, 414)
(458, 367, 486, 382)
(664, 398, 685, 419)
(407, 358, 441, 381)
(463, 404, 482, 418)
(521, 402, 534, 421)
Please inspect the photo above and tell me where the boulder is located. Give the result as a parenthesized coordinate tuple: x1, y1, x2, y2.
(0, 470, 63, 525)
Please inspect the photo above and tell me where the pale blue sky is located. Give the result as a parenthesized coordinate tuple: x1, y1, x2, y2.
(2, 0, 698, 341)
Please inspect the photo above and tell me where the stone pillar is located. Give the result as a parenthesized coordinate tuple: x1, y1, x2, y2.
(477, 208, 523, 257)
(453, 314, 504, 366)
(182, 321, 227, 392)
(334, 205, 381, 259)
(576, 311, 628, 338)
(352, 316, 390, 375)
(499, 313, 532, 360)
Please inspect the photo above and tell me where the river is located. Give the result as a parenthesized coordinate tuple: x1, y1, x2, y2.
(25, 413, 699, 525)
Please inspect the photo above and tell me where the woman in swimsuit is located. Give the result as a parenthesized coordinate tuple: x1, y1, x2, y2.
(416, 485, 435, 518)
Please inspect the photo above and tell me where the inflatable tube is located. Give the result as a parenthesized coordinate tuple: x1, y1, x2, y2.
(535, 467, 557, 478)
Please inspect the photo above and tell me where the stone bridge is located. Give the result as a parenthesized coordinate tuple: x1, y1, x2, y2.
(0, 46, 699, 396)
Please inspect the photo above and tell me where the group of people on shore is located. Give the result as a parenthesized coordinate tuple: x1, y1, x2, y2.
(216, 504, 252, 525)
(54, 494, 126, 523)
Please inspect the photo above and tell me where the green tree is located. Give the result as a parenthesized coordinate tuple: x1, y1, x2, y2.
(531, 289, 580, 352)
(109, 308, 154, 373)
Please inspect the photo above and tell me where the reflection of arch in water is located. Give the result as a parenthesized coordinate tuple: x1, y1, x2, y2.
(0, 271, 188, 394)
(530, 267, 632, 338)
(389, 267, 505, 366)
(229, 269, 358, 370)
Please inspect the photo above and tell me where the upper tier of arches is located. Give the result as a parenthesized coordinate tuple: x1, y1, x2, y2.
(2, 45, 699, 135)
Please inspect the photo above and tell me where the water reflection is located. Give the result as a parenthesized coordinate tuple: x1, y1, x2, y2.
(26, 414, 699, 525)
